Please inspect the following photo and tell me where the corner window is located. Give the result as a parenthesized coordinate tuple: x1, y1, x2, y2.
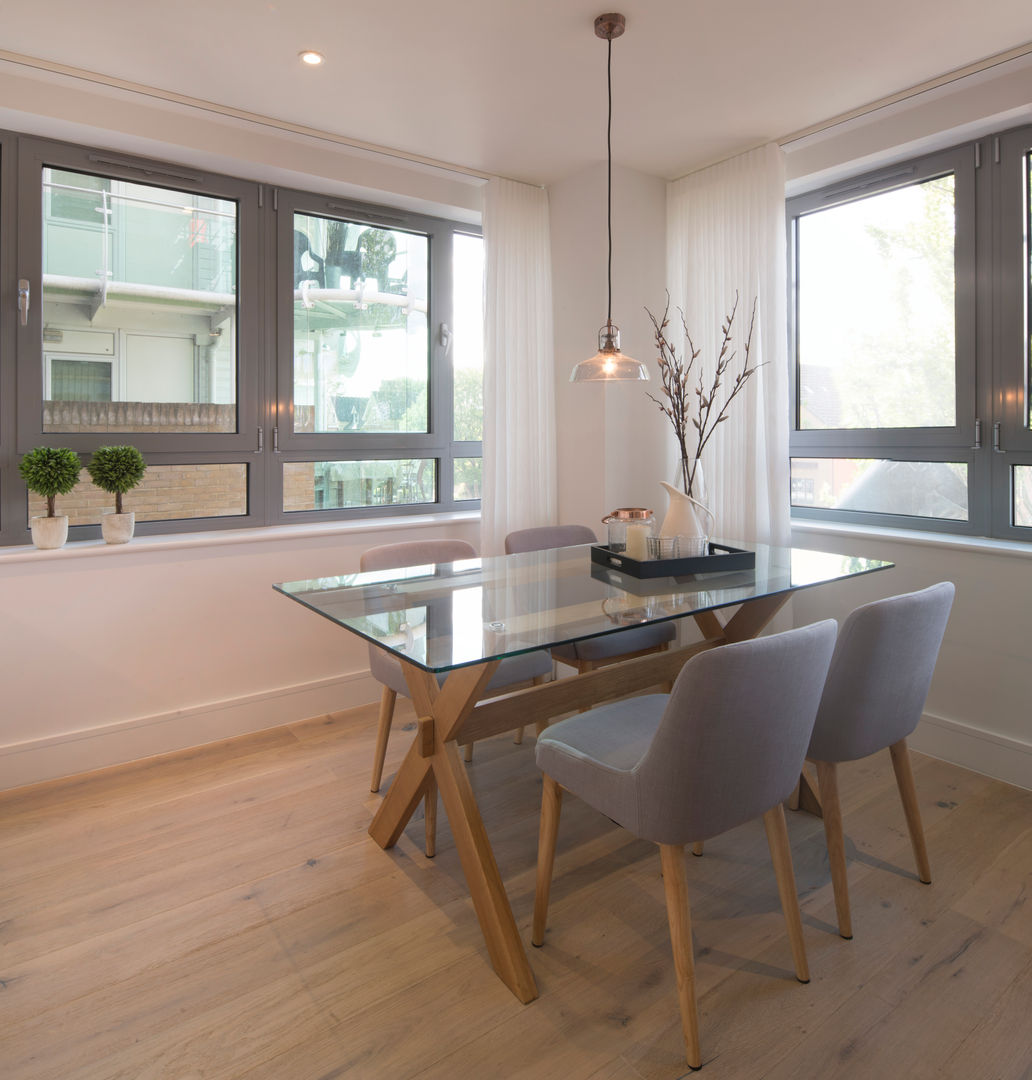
(790, 126, 1032, 540)
(789, 142, 984, 535)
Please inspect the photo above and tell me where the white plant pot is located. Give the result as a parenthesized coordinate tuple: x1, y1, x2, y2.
(30, 515, 69, 550)
(101, 511, 135, 545)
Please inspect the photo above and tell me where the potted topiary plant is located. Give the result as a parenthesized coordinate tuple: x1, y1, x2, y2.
(19, 446, 83, 549)
(86, 445, 147, 544)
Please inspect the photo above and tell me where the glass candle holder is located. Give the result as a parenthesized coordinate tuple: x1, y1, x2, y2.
(646, 535, 680, 560)
(677, 535, 710, 558)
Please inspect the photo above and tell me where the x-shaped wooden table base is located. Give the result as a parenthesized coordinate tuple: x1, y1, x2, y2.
(368, 593, 790, 1003)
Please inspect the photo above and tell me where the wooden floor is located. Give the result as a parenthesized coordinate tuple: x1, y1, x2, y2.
(2, 702, 1031, 1080)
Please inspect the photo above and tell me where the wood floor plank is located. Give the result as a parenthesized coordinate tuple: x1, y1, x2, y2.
(1, 776, 367, 966)
(759, 916, 1032, 1080)
(0, 708, 1029, 1080)
(944, 956, 1032, 1078)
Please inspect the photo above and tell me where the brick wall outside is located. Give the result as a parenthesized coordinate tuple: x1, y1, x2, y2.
(43, 401, 236, 434)
(282, 462, 316, 512)
(29, 464, 248, 526)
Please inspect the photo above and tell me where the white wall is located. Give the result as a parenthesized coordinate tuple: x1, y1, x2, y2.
(0, 61, 483, 221)
(0, 516, 479, 790)
(549, 162, 669, 537)
(784, 52, 1032, 194)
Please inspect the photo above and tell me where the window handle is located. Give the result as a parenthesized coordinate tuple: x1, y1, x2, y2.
(255, 426, 264, 453)
(17, 279, 30, 326)
(993, 421, 1003, 453)
(972, 418, 982, 450)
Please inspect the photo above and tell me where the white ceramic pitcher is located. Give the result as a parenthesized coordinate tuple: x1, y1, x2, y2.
(658, 480, 715, 543)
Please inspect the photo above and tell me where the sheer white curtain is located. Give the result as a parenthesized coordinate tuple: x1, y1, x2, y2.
(481, 179, 557, 555)
(667, 143, 789, 546)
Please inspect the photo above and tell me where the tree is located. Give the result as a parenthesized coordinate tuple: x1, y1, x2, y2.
(87, 445, 147, 515)
(453, 366, 484, 442)
(19, 447, 82, 517)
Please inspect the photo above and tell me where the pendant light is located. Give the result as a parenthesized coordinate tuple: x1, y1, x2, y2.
(570, 13, 649, 383)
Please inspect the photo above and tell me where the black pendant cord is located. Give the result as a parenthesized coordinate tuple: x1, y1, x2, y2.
(606, 33, 613, 328)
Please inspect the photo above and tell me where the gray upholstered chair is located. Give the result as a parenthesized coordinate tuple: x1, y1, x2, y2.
(504, 525, 677, 743)
(362, 539, 552, 796)
(532, 620, 838, 1069)
(806, 581, 955, 940)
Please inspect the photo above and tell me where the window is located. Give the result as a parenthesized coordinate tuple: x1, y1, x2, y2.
(0, 135, 482, 545)
(37, 163, 243, 436)
(272, 190, 481, 524)
(788, 129, 1032, 540)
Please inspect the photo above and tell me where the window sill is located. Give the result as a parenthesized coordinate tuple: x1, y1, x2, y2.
(0, 510, 482, 565)
(792, 518, 1032, 561)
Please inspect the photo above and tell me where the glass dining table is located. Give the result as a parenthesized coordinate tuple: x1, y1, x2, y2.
(275, 541, 893, 1003)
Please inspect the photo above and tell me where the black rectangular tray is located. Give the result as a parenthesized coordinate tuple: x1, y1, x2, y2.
(590, 542, 756, 579)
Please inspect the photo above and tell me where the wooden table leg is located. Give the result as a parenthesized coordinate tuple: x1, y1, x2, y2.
(433, 736, 538, 1002)
(368, 738, 433, 849)
(368, 659, 539, 1003)
(693, 609, 725, 640)
(722, 593, 791, 643)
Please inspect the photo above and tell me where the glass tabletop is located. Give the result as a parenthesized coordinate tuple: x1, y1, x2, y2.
(274, 542, 893, 673)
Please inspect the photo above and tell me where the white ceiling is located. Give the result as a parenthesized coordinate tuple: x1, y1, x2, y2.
(4, 0, 1032, 185)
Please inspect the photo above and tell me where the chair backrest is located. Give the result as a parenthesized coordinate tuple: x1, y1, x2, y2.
(360, 539, 479, 695)
(360, 538, 477, 573)
(504, 525, 598, 554)
(808, 582, 955, 763)
(635, 620, 838, 845)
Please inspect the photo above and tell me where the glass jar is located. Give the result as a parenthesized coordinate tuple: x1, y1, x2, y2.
(601, 507, 656, 559)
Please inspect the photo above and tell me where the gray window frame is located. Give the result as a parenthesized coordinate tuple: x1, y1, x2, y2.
(989, 124, 1032, 541)
(788, 141, 991, 536)
(268, 188, 480, 525)
(0, 132, 481, 545)
(0, 132, 17, 545)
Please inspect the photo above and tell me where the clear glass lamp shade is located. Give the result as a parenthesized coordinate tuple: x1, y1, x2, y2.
(569, 323, 649, 382)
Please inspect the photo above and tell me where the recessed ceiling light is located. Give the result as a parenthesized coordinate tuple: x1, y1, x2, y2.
(298, 50, 324, 66)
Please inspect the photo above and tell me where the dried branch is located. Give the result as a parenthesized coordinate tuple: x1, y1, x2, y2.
(645, 292, 766, 497)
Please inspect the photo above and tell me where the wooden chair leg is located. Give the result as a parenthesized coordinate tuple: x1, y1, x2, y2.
(518, 676, 550, 744)
(659, 843, 702, 1070)
(464, 742, 474, 763)
(691, 841, 704, 857)
(532, 775, 563, 947)
(787, 776, 801, 811)
(424, 772, 437, 858)
(370, 686, 397, 793)
(815, 760, 852, 939)
(889, 739, 931, 884)
(762, 804, 810, 982)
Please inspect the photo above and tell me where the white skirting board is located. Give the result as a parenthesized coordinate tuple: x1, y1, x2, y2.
(910, 711, 1032, 792)
(0, 669, 379, 792)
(3, 683, 1028, 796)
